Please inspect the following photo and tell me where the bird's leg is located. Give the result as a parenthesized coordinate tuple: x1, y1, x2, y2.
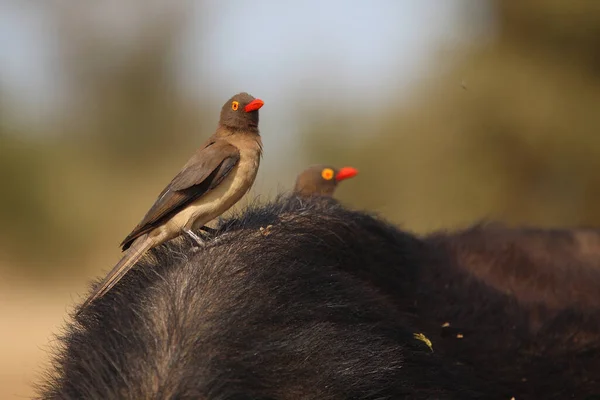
(183, 228, 205, 247)
(199, 225, 226, 247)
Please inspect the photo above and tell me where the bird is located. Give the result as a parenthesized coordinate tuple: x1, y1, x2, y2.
(293, 165, 358, 197)
(78, 92, 264, 312)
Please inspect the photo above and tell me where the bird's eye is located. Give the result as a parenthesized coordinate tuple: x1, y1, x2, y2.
(321, 168, 334, 180)
(231, 101, 239, 111)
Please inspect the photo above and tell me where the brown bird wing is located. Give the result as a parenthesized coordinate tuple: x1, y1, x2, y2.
(120, 140, 240, 250)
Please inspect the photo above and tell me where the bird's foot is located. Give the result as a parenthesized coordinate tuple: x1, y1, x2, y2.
(184, 228, 206, 247)
(199, 226, 218, 236)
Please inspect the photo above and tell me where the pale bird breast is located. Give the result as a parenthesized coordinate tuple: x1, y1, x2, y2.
(236, 146, 261, 192)
(217, 134, 262, 201)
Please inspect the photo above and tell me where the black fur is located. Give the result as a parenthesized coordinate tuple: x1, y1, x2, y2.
(38, 196, 490, 399)
(421, 223, 600, 399)
(37, 197, 600, 399)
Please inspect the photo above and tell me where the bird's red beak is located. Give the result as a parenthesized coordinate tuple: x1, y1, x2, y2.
(335, 167, 358, 181)
(245, 98, 264, 112)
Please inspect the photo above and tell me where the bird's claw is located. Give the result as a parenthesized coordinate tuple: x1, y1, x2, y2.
(184, 229, 206, 247)
(200, 226, 218, 236)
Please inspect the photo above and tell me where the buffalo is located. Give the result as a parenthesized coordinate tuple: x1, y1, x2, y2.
(37, 196, 600, 399)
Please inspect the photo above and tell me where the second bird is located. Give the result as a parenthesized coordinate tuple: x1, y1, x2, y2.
(79, 92, 265, 312)
(294, 165, 358, 197)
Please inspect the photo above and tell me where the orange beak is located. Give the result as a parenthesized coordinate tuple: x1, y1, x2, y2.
(245, 98, 264, 112)
(335, 167, 358, 181)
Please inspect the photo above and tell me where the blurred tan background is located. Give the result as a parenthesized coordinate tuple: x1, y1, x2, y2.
(1, 1, 599, 398)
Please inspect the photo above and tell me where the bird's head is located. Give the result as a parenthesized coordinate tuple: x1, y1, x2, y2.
(294, 165, 359, 197)
(219, 92, 264, 132)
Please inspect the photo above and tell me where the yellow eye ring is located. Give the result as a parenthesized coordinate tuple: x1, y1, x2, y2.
(321, 168, 334, 180)
(231, 101, 239, 111)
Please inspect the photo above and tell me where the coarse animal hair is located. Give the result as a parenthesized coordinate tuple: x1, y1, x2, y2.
(37, 197, 600, 399)
(37, 195, 491, 400)
(421, 223, 600, 399)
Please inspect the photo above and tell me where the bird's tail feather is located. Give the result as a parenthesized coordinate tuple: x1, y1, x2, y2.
(77, 234, 154, 314)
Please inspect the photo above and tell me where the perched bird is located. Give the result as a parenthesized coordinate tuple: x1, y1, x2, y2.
(294, 165, 358, 197)
(79, 92, 264, 312)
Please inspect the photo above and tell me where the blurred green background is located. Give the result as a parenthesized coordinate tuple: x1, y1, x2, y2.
(1, 1, 599, 398)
